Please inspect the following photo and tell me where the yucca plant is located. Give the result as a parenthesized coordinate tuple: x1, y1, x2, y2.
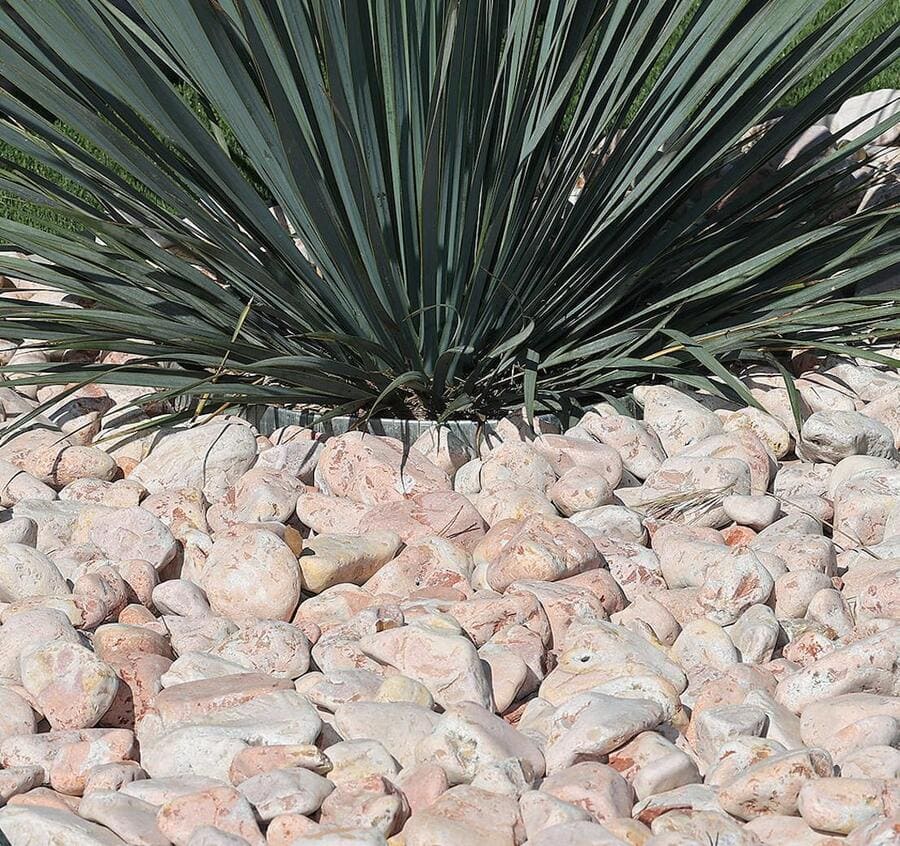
(0, 0, 898, 431)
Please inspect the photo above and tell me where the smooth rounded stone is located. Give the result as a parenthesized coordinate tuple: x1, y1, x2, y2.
(152, 580, 211, 618)
(0, 765, 43, 804)
(634, 385, 723, 456)
(215, 466, 305, 525)
(547, 468, 613, 517)
(569, 505, 646, 544)
(0, 686, 36, 743)
(202, 530, 301, 623)
(649, 810, 759, 846)
(359, 491, 486, 552)
(442, 591, 548, 648)
(296, 669, 382, 712)
(92, 622, 172, 663)
(716, 748, 833, 820)
(0, 805, 128, 845)
(828, 455, 896, 499)
(554, 618, 686, 690)
(524, 820, 630, 845)
(579, 404, 666, 479)
(479, 514, 599, 593)
(0, 543, 69, 601)
(157, 786, 265, 845)
(325, 739, 399, 785)
(775, 627, 900, 713)
(70, 506, 177, 571)
(274, 829, 386, 846)
(632, 783, 723, 827)
(543, 692, 663, 774)
(291, 585, 376, 638)
(532, 435, 623, 488)
(0, 459, 56, 507)
(187, 826, 254, 846)
(696, 549, 774, 625)
(334, 702, 439, 769)
(773, 571, 833, 620)
(363, 537, 473, 600)
(0, 515, 38, 547)
(0, 608, 81, 683)
(519, 788, 592, 838)
(360, 622, 493, 710)
(129, 421, 258, 502)
(316, 431, 451, 505)
(540, 763, 633, 825)
(164, 615, 238, 657)
(140, 728, 249, 782)
(782, 629, 835, 667)
(318, 774, 409, 836)
(120, 775, 228, 805)
(608, 732, 700, 801)
(857, 568, 900, 622)
(229, 745, 331, 785)
(691, 704, 769, 765)
(833, 468, 900, 547)
(841, 744, 900, 779)
(611, 597, 681, 647)
(256, 426, 323, 484)
(705, 737, 788, 787)
(59, 478, 144, 509)
(295, 490, 368, 536)
(806, 588, 853, 637)
(799, 410, 898, 463)
(416, 702, 543, 785)
(49, 728, 135, 795)
(205, 620, 309, 680)
(141, 488, 210, 541)
(722, 495, 780, 530)
(20, 642, 118, 730)
(751, 533, 835, 576)
(401, 784, 523, 846)
(720, 406, 792, 460)
(487, 625, 547, 699)
(596, 542, 665, 602)
(801, 693, 900, 751)
(161, 653, 249, 688)
(863, 390, 900, 448)
(729, 605, 779, 664)
(798, 777, 900, 835)
(411, 425, 474, 475)
(505, 581, 600, 649)
(478, 441, 557, 494)
(558, 569, 624, 617)
(682, 429, 773, 495)
(299, 531, 401, 594)
(473, 487, 557, 524)
(83, 761, 146, 795)
(633, 456, 751, 528)
(848, 815, 900, 846)
(78, 790, 169, 846)
(454, 458, 484, 495)
(670, 619, 739, 689)
(236, 767, 334, 821)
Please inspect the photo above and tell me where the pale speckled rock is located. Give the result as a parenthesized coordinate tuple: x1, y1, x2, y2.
(363, 536, 473, 599)
(78, 790, 168, 846)
(579, 404, 666, 479)
(401, 785, 523, 846)
(0, 805, 128, 845)
(532, 435, 623, 489)
(540, 762, 633, 825)
(360, 620, 492, 710)
(473, 487, 557, 524)
(156, 786, 265, 845)
(0, 543, 69, 601)
(696, 549, 774, 625)
(799, 410, 898, 463)
(141, 488, 209, 539)
(152, 579, 211, 618)
(478, 441, 557, 495)
(334, 702, 440, 769)
(210, 620, 310, 679)
(295, 490, 368, 535)
(416, 702, 544, 785)
(299, 531, 401, 594)
(547, 468, 613, 517)
(411, 425, 474, 475)
(634, 385, 723, 456)
(256, 426, 323, 483)
(720, 406, 792, 459)
(228, 744, 331, 785)
(20, 642, 119, 729)
(237, 766, 334, 820)
(316, 432, 450, 505)
(71, 506, 177, 571)
(201, 530, 301, 623)
(0, 459, 56, 507)
(129, 421, 258, 502)
(325, 739, 399, 785)
(359, 491, 486, 552)
(798, 777, 900, 834)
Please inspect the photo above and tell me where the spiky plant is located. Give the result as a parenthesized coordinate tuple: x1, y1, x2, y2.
(0, 0, 898, 430)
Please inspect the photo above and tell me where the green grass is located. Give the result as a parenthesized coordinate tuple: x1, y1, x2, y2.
(0, 0, 897, 232)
